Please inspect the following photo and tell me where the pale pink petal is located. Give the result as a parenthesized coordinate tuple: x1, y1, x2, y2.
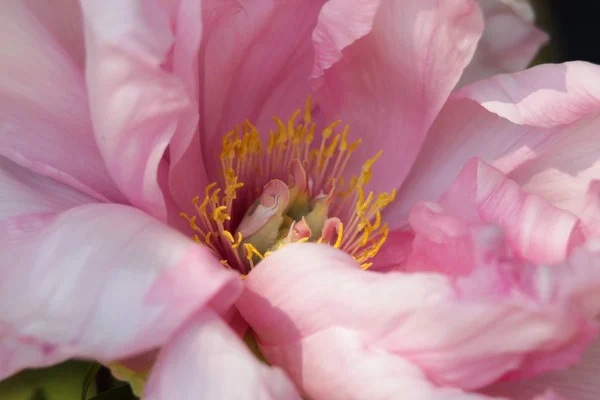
(0, 203, 241, 379)
(0, 0, 125, 203)
(80, 0, 195, 220)
(262, 327, 510, 400)
(485, 338, 600, 400)
(198, 0, 325, 181)
(406, 203, 600, 382)
(582, 181, 600, 238)
(311, 0, 483, 193)
(145, 309, 300, 400)
(0, 156, 94, 219)
(237, 242, 600, 394)
(455, 62, 600, 128)
(389, 62, 600, 226)
(437, 158, 583, 264)
(459, 0, 548, 86)
(163, 0, 208, 214)
(508, 114, 600, 217)
(22, 0, 85, 68)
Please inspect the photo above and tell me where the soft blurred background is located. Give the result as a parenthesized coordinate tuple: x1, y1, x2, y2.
(2, 1, 600, 400)
(532, 0, 600, 64)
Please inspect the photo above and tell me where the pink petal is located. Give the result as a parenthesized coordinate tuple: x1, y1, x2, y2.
(509, 115, 600, 218)
(21, 0, 85, 68)
(389, 62, 600, 226)
(263, 327, 510, 400)
(437, 158, 583, 265)
(455, 62, 600, 128)
(0, 156, 94, 219)
(163, 0, 208, 214)
(406, 202, 600, 382)
(459, 0, 548, 86)
(237, 242, 600, 395)
(145, 309, 300, 400)
(197, 0, 325, 181)
(80, 0, 195, 220)
(0, 203, 241, 379)
(582, 181, 600, 238)
(369, 229, 414, 272)
(0, 0, 125, 203)
(311, 0, 483, 193)
(485, 338, 600, 400)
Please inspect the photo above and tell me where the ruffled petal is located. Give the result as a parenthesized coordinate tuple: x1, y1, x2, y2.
(485, 338, 600, 400)
(0, 0, 124, 203)
(162, 0, 208, 214)
(80, 0, 196, 220)
(455, 62, 600, 128)
(0, 156, 94, 219)
(197, 0, 325, 181)
(145, 309, 300, 400)
(311, 0, 483, 193)
(262, 327, 511, 400)
(459, 0, 548, 86)
(436, 158, 582, 264)
(0, 203, 241, 379)
(389, 62, 600, 227)
(237, 242, 600, 396)
(405, 201, 600, 382)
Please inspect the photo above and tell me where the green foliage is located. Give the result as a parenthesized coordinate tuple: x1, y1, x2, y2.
(0, 361, 92, 400)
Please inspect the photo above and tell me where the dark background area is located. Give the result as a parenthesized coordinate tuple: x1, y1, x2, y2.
(535, 0, 600, 63)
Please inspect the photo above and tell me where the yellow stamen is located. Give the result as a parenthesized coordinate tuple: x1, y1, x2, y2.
(182, 97, 394, 272)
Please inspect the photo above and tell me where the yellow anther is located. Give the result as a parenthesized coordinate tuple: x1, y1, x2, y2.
(222, 230, 235, 243)
(372, 211, 382, 231)
(222, 130, 235, 146)
(334, 223, 344, 249)
(210, 188, 221, 203)
(325, 134, 341, 157)
(339, 125, 350, 152)
(288, 109, 300, 136)
(233, 232, 243, 249)
(273, 116, 287, 142)
(305, 124, 316, 145)
(304, 96, 312, 124)
(322, 120, 341, 139)
(212, 206, 231, 222)
(356, 186, 365, 212)
(358, 191, 374, 215)
(349, 139, 361, 152)
(267, 132, 276, 153)
(204, 182, 217, 197)
(197, 195, 210, 214)
(180, 212, 200, 231)
(244, 243, 264, 260)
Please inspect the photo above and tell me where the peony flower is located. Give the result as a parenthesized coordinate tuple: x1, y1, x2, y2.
(1, 0, 599, 399)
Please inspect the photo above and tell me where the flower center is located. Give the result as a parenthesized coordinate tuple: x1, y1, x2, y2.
(181, 97, 395, 274)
